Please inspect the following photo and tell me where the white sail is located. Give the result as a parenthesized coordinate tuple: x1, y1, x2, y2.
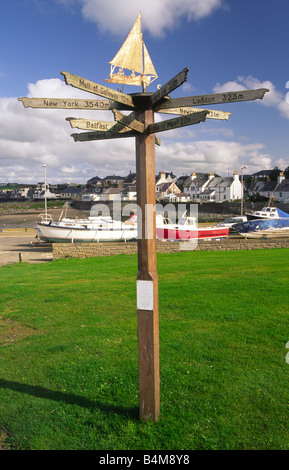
(143, 43, 157, 77)
(109, 13, 143, 74)
(105, 12, 158, 90)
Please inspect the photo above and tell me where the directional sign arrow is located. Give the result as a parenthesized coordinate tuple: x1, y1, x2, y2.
(154, 88, 269, 109)
(112, 109, 145, 133)
(18, 97, 130, 111)
(70, 122, 161, 146)
(66, 117, 131, 133)
(150, 68, 189, 106)
(71, 130, 138, 142)
(61, 71, 135, 109)
(147, 110, 208, 134)
(156, 106, 231, 121)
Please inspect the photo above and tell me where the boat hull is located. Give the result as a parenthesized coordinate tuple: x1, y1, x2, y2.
(156, 225, 229, 240)
(36, 218, 229, 243)
(233, 218, 289, 238)
(36, 223, 138, 242)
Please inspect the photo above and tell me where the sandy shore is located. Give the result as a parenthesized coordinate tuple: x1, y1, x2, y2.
(0, 208, 91, 266)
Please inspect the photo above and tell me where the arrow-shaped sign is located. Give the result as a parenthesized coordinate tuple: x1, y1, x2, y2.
(61, 71, 135, 109)
(72, 130, 138, 142)
(154, 88, 269, 109)
(112, 109, 145, 133)
(66, 117, 131, 133)
(156, 106, 231, 121)
(147, 110, 208, 134)
(150, 68, 189, 106)
(18, 97, 130, 111)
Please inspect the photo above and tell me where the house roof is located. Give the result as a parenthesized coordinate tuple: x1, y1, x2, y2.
(201, 189, 216, 195)
(184, 177, 208, 188)
(103, 175, 124, 181)
(251, 169, 274, 177)
(207, 177, 233, 188)
(60, 187, 85, 194)
(260, 181, 279, 192)
(277, 180, 289, 191)
(87, 175, 102, 184)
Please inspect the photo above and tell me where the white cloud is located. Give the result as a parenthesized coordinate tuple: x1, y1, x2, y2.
(60, 0, 224, 37)
(0, 78, 137, 183)
(155, 139, 271, 175)
(0, 74, 283, 184)
(214, 76, 289, 120)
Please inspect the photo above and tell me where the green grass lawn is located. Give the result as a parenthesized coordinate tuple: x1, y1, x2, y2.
(0, 248, 289, 450)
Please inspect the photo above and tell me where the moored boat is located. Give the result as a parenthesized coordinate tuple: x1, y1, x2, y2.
(36, 212, 229, 243)
(36, 215, 138, 242)
(155, 214, 229, 240)
(246, 206, 289, 220)
(233, 217, 289, 238)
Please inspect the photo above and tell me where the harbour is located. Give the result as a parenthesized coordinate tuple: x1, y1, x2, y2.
(1, 213, 289, 267)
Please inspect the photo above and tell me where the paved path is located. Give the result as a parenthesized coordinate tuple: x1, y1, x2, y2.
(0, 230, 52, 267)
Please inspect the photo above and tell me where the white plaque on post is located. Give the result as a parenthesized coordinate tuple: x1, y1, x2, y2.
(137, 280, 154, 311)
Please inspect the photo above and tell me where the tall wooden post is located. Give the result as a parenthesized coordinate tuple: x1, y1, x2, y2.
(135, 95, 160, 422)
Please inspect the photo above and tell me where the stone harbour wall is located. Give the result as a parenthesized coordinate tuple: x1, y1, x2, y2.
(53, 238, 289, 259)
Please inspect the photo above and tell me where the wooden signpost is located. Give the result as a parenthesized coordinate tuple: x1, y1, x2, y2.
(18, 12, 269, 424)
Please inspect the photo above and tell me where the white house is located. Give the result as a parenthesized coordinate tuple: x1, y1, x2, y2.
(205, 172, 242, 202)
(121, 186, 137, 201)
(98, 188, 123, 201)
(183, 171, 242, 202)
(183, 172, 214, 200)
(266, 173, 289, 203)
(33, 182, 59, 200)
(156, 181, 181, 199)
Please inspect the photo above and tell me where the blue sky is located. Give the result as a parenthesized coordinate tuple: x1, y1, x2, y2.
(0, 0, 289, 183)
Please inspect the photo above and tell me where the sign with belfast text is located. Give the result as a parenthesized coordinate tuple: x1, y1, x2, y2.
(67, 117, 131, 133)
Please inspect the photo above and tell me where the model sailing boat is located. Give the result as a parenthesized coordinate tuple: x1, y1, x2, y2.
(104, 12, 158, 91)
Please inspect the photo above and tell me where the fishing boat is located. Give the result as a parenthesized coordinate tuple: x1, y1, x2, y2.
(104, 12, 158, 91)
(233, 217, 289, 238)
(36, 215, 138, 243)
(128, 213, 229, 240)
(245, 206, 289, 220)
(155, 214, 229, 240)
(217, 216, 247, 230)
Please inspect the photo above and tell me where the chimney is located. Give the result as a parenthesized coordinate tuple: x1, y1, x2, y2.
(277, 171, 285, 184)
(209, 172, 215, 180)
(191, 172, 196, 179)
(233, 171, 239, 180)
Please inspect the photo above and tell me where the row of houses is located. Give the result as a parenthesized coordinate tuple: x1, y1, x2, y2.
(247, 170, 289, 203)
(1, 169, 289, 203)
